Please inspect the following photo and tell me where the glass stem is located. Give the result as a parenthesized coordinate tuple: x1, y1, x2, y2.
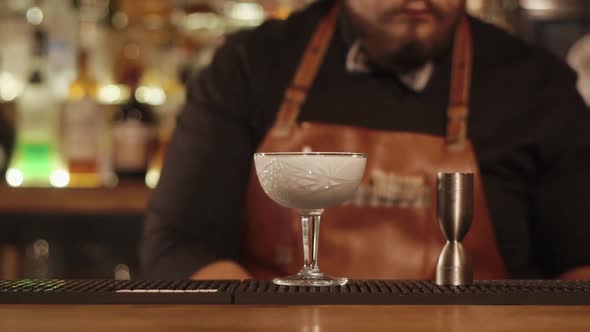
(300, 211, 322, 273)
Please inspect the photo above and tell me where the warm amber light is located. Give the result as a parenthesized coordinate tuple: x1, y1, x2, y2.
(136, 86, 166, 106)
(97, 84, 130, 104)
(145, 168, 160, 189)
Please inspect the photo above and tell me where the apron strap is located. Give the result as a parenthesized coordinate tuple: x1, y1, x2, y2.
(446, 16, 472, 151)
(273, 4, 473, 152)
(273, 2, 342, 138)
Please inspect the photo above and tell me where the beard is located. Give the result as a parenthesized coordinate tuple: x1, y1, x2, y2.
(367, 24, 456, 72)
(345, 0, 465, 73)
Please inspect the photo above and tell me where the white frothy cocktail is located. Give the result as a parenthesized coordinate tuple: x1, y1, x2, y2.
(253, 152, 367, 286)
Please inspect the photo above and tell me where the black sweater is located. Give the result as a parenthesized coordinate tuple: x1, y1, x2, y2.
(141, 0, 590, 279)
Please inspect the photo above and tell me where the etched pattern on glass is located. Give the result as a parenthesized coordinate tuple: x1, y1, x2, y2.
(255, 155, 365, 210)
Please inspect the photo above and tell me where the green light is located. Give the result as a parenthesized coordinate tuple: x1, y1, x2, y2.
(19, 142, 53, 177)
(8, 140, 64, 186)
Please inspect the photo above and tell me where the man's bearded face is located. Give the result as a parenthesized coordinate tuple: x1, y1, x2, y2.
(345, 0, 466, 71)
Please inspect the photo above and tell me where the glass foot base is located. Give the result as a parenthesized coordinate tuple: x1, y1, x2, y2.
(273, 272, 348, 287)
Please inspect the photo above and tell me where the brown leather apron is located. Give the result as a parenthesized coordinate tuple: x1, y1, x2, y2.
(244, 3, 508, 280)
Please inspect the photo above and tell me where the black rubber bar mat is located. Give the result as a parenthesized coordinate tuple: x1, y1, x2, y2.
(0, 279, 238, 304)
(2, 279, 590, 305)
(234, 280, 590, 305)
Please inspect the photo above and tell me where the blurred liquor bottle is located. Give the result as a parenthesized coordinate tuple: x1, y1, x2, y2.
(110, 27, 156, 181)
(0, 53, 16, 178)
(6, 28, 67, 188)
(22, 238, 59, 279)
(113, 32, 144, 90)
(142, 41, 187, 188)
(0, 101, 14, 178)
(112, 95, 155, 180)
(43, 0, 79, 100)
(0, 3, 32, 104)
(63, 50, 103, 187)
(0, 2, 33, 178)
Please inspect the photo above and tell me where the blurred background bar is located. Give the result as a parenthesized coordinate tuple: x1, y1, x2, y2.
(0, 0, 588, 280)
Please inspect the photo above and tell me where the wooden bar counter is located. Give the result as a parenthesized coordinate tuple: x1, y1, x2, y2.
(0, 305, 589, 331)
(0, 180, 152, 215)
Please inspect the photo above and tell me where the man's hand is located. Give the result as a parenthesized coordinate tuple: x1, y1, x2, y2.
(559, 266, 590, 280)
(191, 260, 252, 280)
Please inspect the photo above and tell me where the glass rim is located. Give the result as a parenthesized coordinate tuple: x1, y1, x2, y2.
(254, 152, 366, 158)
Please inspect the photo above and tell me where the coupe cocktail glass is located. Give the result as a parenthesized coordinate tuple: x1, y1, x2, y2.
(254, 152, 367, 286)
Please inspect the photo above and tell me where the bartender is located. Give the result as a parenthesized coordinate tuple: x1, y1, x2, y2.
(141, 0, 590, 280)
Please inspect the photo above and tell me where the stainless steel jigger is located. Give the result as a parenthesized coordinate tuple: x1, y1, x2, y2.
(435, 172, 474, 286)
